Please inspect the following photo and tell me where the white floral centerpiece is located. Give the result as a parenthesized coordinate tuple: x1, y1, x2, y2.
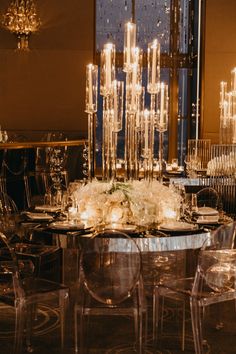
(72, 179, 182, 227)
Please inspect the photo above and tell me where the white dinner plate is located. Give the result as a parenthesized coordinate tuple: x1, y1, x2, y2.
(34, 205, 61, 213)
(24, 212, 54, 221)
(159, 221, 198, 232)
(103, 223, 137, 232)
(49, 221, 85, 230)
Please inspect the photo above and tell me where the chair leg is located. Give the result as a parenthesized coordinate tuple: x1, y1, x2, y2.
(144, 303, 148, 348)
(160, 295, 165, 334)
(181, 300, 186, 351)
(190, 297, 203, 354)
(79, 306, 85, 354)
(59, 290, 69, 353)
(152, 286, 158, 344)
(25, 304, 34, 353)
(74, 306, 78, 353)
(74, 304, 83, 354)
(136, 285, 146, 354)
(152, 287, 163, 347)
(14, 301, 26, 354)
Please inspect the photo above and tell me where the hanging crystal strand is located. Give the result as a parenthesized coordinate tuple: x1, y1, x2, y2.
(124, 73, 131, 180)
(149, 108, 155, 181)
(102, 98, 107, 180)
(158, 130, 164, 182)
(103, 97, 110, 180)
(135, 87, 145, 180)
(125, 77, 136, 181)
(140, 109, 155, 181)
(85, 64, 98, 181)
(87, 113, 93, 179)
(124, 110, 129, 181)
(134, 119, 139, 180)
(110, 80, 124, 181)
(129, 113, 136, 180)
(100, 43, 116, 181)
(111, 131, 117, 180)
(156, 82, 169, 182)
(108, 97, 113, 180)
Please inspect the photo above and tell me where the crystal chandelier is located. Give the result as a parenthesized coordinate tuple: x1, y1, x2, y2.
(2, 0, 40, 50)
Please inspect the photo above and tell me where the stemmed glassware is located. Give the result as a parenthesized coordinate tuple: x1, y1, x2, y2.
(169, 182, 186, 220)
(60, 191, 78, 223)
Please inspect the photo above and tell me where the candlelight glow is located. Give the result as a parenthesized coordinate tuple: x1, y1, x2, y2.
(85, 20, 169, 181)
(72, 180, 182, 227)
(162, 208, 178, 220)
(80, 206, 98, 221)
(109, 207, 123, 223)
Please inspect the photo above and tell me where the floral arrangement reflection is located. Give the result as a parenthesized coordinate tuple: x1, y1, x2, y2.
(71, 179, 182, 228)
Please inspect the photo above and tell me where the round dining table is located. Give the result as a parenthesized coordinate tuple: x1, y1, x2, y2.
(28, 222, 211, 288)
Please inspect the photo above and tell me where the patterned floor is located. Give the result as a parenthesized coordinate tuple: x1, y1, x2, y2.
(1, 299, 236, 354)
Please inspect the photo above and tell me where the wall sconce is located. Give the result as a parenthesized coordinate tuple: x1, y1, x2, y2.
(2, 0, 40, 50)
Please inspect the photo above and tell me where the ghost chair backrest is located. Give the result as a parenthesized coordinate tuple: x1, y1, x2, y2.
(207, 222, 236, 251)
(196, 187, 221, 209)
(75, 229, 146, 354)
(81, 229, 142, 306)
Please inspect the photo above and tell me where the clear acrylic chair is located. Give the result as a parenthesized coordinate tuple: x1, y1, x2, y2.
(74, 229, 147, 354)
(185, 139, 211, 178)
(0, 191, 20, 237)
(32, 132, 69, 207)
(208, 144, 236, 217)
(0, 232, 69, 354)
(190, 245, 236, 353)
(153, 222, 236, 352)
(196, 187, 221, 210)
(14, 243, 62, 283)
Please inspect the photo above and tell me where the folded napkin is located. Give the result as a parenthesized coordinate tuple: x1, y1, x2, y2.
(49, 221, 85, 230)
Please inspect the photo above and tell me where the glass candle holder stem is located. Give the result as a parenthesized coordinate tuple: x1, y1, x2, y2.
(88, 113, 96, 181)
(158, 130, 164, 182)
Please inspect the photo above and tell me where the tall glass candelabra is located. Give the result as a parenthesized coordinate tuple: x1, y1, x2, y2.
(85, 64, 98, 181)
(85, 21, 169, 182)
(124, 46, 143, 180)
(219, 68, 236, 144)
